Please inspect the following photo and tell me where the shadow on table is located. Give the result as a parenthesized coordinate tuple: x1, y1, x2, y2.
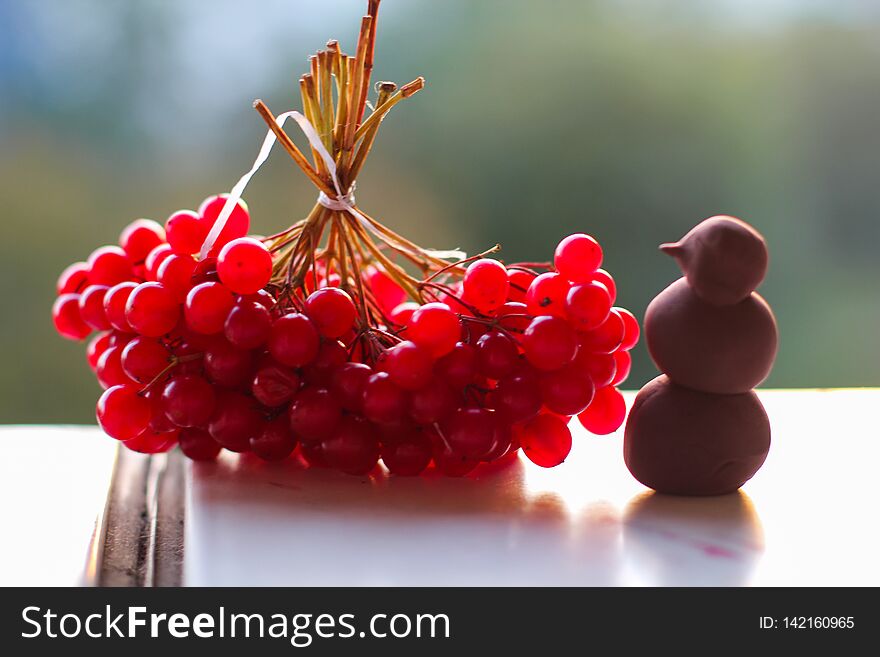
(621, 491, 765, 586)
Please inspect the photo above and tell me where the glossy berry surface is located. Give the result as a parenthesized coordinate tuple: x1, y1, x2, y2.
(578, 385, 627, 435)
(407, 302, 460, 357)
(165, 210, 207, 255)
(217, 237, 273, 295)
(522, 316, 578, 371)
(185, 282, 234, 335)
(305, 288, 357, 338)
(126, 282, 179, 337)
(53, 294, 91, 341)
(269, 313, 320, 367)
(518, 413, 572, 467)
(554, 233, 602, 283)
(463, 258, 509, 312)
(97, 385, 151, 441)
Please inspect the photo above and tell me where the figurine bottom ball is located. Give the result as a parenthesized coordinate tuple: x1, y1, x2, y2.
(623, 375, 770, 496)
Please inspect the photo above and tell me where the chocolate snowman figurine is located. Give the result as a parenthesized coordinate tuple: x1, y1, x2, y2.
(624, 216, 778, 495)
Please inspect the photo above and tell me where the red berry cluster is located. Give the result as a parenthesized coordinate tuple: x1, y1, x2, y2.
(54, 209, 638, 476)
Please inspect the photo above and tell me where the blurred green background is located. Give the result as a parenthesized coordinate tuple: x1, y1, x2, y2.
(1, 0, 878, 423)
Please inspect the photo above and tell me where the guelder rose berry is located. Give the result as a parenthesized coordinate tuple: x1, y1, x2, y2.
(53, 294, 91, 340)
(554, 233, 603, 283)
(119, 219, 165, 263)
(185, 282, 234, 335)
(97, 385, 151, 441)
(199, 195, 250, 256)
(304, 288, 357, 338)
(462, 258, 509, 312)
(165, 210, 207, 255)
(125, 282, 180, 337)
(217, 237, 273, 295)
(269, 313, 319, 367)
(407, 302, 459, 358)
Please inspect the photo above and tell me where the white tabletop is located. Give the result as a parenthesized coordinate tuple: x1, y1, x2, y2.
(0, 426, 118, 586)
(2, 390, 876, 586)
(184, 389, 880, 586)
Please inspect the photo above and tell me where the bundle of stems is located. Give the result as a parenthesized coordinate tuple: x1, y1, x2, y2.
(253, 0, 491, 339)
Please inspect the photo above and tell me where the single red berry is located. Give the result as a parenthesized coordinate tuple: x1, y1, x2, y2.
(96, 346, 134, 389)
(78, 285, 111, 330)
(103, 281, 137, 332)
(475, 331, 519, 380)
(565, 281, 612, 330)
(304, 287, 357, 338)
(321, 415, 380, 475)
(251, 415, 297, 461)
(578, 309, 625, 354)
(495, 301, 531, 333)
(442, 407, 495, 459)
(384, 340, 434, 391)
(87, 246, 134, 287)
(362, 372, 409, 425)
(382, 430, 433, 476)
(224, 300, 272, 349)
(610, 350, 632, 386)
(199, 194, 250, 256)
(191, 257, 220, 285)
(389, 301, 419, 327)
(179, 428, 222, 461)
(268, 313, 320, 367)
(157, 254, 197, 302)
(409, 382, 456, 425)
(554, 233, 603, 283)
(289, 387, 342, 440)
(365, 266, 406, 313)
(86, 331, 113, 371)
(251, 363, 301, 407)
(57, 262, 89, 295)
(217, 237, 272, 295)
(408, 302, 460, 358)
(522, 316, 578, 371)
(575, 351, 617, 388)
(207, 391, 262, 452)
(302, 340, 348, 386)
(578, 386, 627, 435)
(119, 219, 165, 263)
(616, 307, 640, 350)
(463, 258, 509, 313)
(482, 416, 515, 462)
(435, 342, 477, 388)
(242, 288, 276, 310)
(433, 446, 479, 477)
(591, 269, 617, 303)
(525, 272, 569, 318)
(145, 388, 177, 434)
(123, 428, 179, 454)
(96, 384, 151, 441)
(204, 339, 255, 388)
(126, 282, 180, 337)
(165, 209, 207, 255)
(507, 268, 536, 304)
(161, 375, 216, 428)
(491, 371, 542, 424)
(518, 413, 572, 468)
(330, 362, 373, 412)
(541, 365, 595, 416)
(53, 294, 91, 340)
(121, 336, 170, 383)
(184, 281, 234, 335)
